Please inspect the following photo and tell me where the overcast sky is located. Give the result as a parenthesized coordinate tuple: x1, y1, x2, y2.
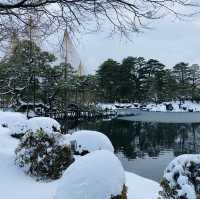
(76, 16, 200, 74)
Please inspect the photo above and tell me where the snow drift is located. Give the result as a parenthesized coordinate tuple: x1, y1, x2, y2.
(54, 150, 126, 199)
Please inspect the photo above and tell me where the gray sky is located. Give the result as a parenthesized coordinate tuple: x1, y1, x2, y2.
(76, 17, 200, 74)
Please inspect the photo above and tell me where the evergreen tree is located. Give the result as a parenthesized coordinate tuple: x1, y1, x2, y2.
(173, 62, 191, 102)
(97, 59, 121, 102)
(189, 64, 200, 101)
(0, 39, 56, 106)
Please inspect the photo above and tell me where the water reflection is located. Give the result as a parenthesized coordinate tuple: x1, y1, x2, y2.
(77, 120, 200, 182)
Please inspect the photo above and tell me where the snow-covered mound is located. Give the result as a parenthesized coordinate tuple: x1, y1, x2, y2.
(0, 125, 160, 199)
(67, 130, 114, 155)
(54, 150, 126, 199)
(26, 117, 61, 134)
(160, 154, 200, 199)
(0, 112, 27, 128)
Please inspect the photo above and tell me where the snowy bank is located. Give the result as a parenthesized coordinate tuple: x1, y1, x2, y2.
(97, 101, 200, 113)
(0, 125, 160, 199)
(126, 172, 160, 199)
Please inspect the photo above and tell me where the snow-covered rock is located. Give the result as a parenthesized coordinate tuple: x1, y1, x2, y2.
(67, 130, 114, 155)
(26, 117, 61, 134)
(0, 112, 27, 128)
(54, 150, 126, 199)
(160, 154, 200, 199)
(96, 103, 117, 111)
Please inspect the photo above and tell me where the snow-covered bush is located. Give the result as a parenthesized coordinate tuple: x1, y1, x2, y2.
(159, 154, 200, 199)
(11, 117, 60, 138)
(68, 130, 114, 155)
(15, 129, 74, 180)
(26, 117, 61, 134)
(54, 150, 127, 199)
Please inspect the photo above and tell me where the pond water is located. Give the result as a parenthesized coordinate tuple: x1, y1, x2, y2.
(74, 117, 200, 182)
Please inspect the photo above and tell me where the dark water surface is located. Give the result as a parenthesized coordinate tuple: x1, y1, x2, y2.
(75, 118, 200, 182)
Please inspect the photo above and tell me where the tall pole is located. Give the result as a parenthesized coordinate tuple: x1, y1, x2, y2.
(28, 16, 36, 113)
(64, 30, 68, 133)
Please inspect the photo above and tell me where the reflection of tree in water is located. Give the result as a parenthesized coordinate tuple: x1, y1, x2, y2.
(174, 123, 200, 156)
(77, 120, 200, 160)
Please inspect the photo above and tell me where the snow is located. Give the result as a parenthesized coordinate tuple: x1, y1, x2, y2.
(26, 117, 61, 134)
(0, 112, 160, 199)
(125, 171, 160, 199)
(96, 103, 117, 111)
(66, 130, 114, 154)
(0, 125, 160, 199)
(163, 154, 200, 199)
(0, 112, 27, 128)
(10, 121, 29, 135)
(146, 101, 200, 112)
(54, 150, 125, 199)
(97, 101, 200, 113)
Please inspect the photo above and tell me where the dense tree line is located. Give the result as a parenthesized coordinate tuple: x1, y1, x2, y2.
(96, 58, 200, 103)
(0, 39, 200, 111)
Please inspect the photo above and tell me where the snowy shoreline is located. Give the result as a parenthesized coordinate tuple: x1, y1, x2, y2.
(0, 125, 160, 199)
(97, 101, 200, 113)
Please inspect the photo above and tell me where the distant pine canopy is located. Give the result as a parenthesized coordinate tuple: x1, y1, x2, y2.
(96, 57, 200, 103)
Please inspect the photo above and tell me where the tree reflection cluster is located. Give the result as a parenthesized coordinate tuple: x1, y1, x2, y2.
(78, 120, 200, 160)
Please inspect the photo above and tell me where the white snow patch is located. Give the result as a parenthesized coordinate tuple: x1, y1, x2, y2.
(125, 171, 160, 199)
(54, 150, 125, 199)
(0, 112, 27, 128)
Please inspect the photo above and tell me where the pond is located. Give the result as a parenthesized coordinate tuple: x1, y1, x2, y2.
(74, 115, 200, 183)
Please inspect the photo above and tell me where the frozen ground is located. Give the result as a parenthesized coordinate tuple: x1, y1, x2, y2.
(0, 123, 160, 199)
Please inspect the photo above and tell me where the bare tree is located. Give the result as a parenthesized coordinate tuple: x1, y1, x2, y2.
(0, 0, 199, 40)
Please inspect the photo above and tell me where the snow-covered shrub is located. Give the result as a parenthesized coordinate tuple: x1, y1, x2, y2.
(26, 117, 61, 134)
(11, 117, 60, 138)
(159, 154, 200, 199)
(54, 150, 127, 199)
(68, 130, 114, 155)
(15, 129, 74, 180)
